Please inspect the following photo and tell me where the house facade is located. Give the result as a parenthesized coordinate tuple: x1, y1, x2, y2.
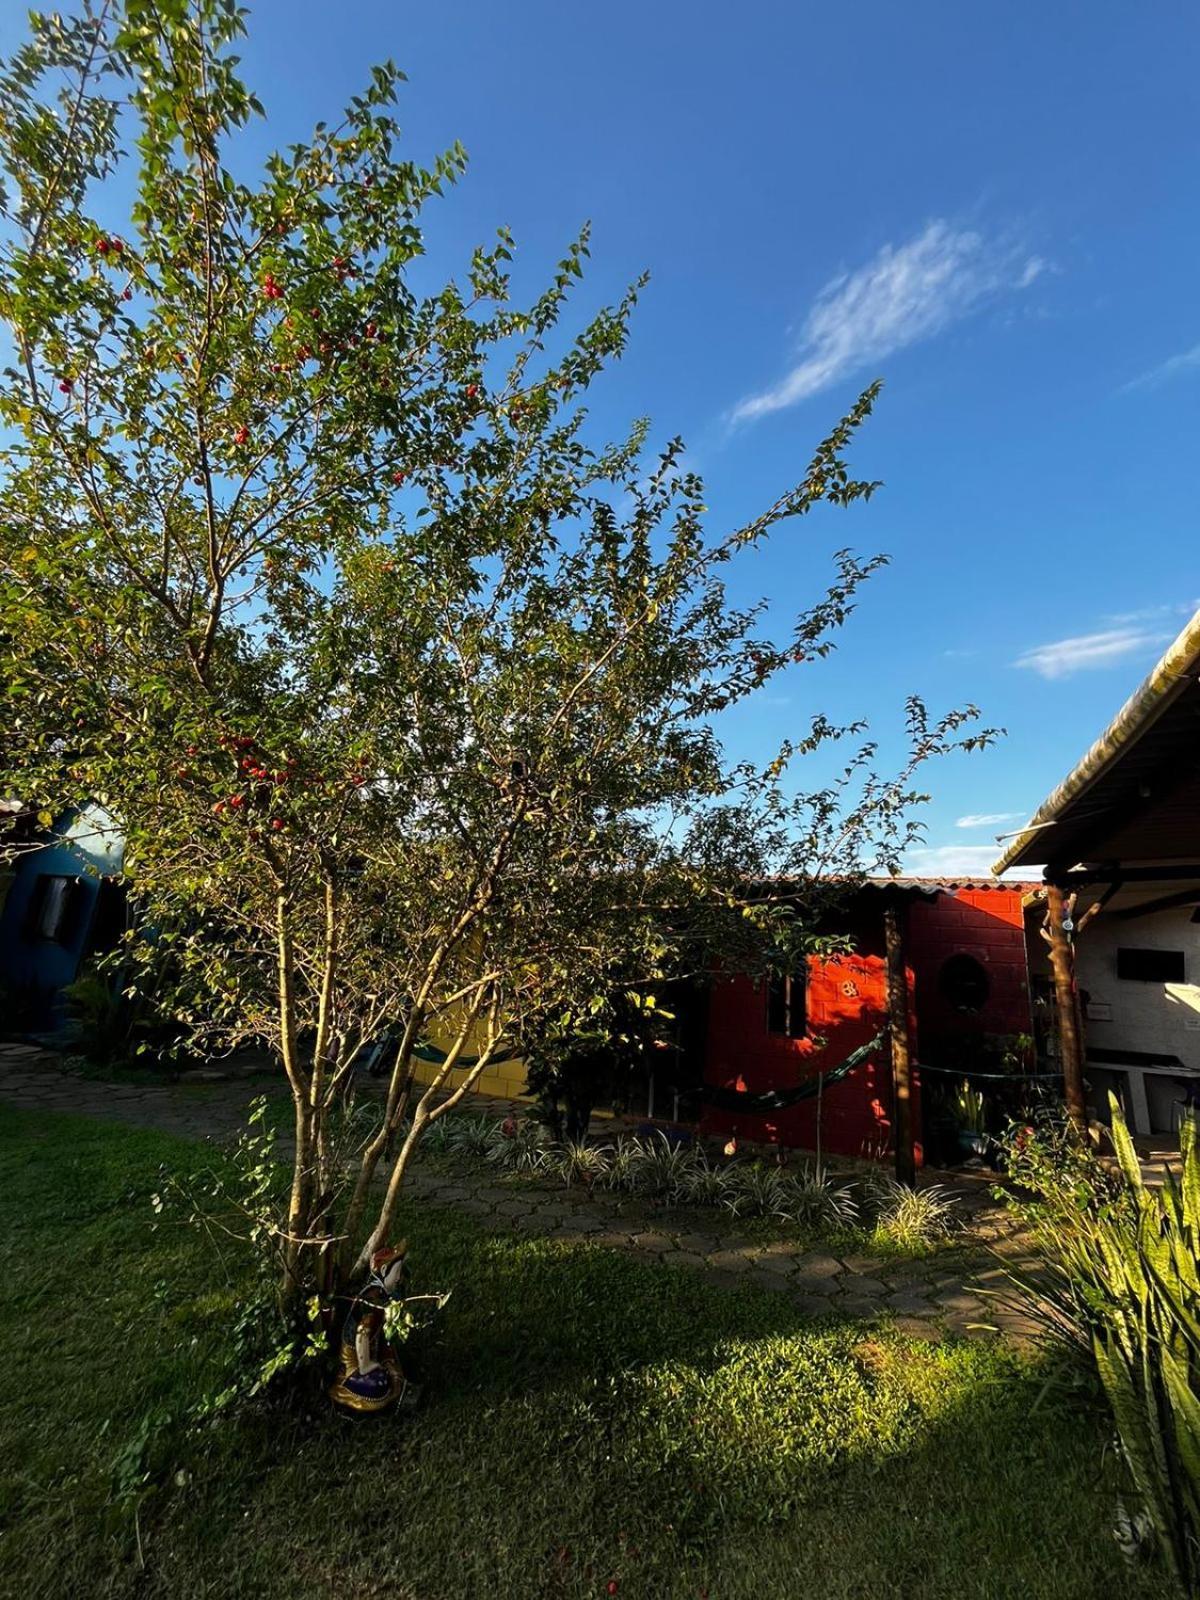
(0, 806, 126, 1031)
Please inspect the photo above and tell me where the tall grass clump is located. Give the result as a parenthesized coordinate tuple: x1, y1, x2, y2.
(1002, 1098, 1200, 1589)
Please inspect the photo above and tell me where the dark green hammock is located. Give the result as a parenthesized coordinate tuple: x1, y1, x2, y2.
(700, 1031, 884, 1113)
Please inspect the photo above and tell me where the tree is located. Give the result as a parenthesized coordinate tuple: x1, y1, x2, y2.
(0, 0, 993, 1341)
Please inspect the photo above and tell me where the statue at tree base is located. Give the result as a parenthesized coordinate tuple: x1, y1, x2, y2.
(329, 1241, 414, 1414)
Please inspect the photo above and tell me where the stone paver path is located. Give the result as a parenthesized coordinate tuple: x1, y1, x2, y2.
(0, 1043, 1042, 1340)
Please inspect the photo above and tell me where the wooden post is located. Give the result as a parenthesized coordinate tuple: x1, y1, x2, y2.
(884, 898, 916, 1187)
(1045, 881, 1088, 1137)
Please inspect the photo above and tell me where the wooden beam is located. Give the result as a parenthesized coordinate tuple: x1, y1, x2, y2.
(1045, 882, 1088, 1137)
(883, 899, 916, 1186)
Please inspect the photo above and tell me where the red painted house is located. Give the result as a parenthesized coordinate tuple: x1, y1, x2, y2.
(699, 880, 1035, 1165)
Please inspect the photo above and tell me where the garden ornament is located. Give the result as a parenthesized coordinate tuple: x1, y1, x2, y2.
(328, 1240, 415, 1415)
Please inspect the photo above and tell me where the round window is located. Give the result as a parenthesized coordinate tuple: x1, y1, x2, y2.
(938, 953, 990, 1013)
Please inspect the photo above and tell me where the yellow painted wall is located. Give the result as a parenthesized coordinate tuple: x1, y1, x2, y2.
(410, 1051, 530, 1102)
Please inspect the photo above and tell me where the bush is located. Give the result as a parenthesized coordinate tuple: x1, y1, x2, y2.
(868, 1179, 957, 1248)
(1001, 1100, 1200, 1588)
(485, 1117, 550, 1174)
(546, 1141, 614, 1190)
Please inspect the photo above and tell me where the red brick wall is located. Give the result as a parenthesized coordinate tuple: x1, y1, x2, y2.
(907, 887, 1032, 1041)
(700, 910, 915, 1163)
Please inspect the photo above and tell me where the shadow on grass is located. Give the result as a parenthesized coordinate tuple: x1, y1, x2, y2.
(0, 1108, 1164, 1600)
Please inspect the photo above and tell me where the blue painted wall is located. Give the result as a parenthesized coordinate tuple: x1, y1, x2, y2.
(0, 806, 125, 1031)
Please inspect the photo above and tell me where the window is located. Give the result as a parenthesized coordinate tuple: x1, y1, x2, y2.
(23, 874, 87, 946)
(1117, 947, 1186, 984)
(767, 969, 807, 1038)
(938, 953, 990, 1013)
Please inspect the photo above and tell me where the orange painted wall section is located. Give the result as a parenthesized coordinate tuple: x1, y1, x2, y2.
(700, 911, 910, 1162)
(700, 886, 1033, 1163)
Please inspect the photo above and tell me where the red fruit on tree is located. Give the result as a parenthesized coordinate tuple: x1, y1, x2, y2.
(229, 794, 245, 809)
(95, 237, 109, 254)
(234, 425, 249, 445)
(391, 470, 405, 485)
(270, 818, 285, 831)
(607, 1584, 619, 1597)
(212, 800, 226, 814)
(122, 288, 132, 300)
(466, 383, 478, 399)
(110, 238, 123, 254)
(58, 379, 72, 393)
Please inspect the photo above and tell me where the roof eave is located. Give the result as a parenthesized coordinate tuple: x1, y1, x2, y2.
(993, 607, 1200, 875)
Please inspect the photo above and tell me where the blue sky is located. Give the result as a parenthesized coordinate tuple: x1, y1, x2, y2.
(6, 1, 1198, 874)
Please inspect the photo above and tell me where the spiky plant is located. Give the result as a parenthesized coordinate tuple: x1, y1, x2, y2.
(486, 1118, 550, 1174)
(548, 1142, 614, 1191)
(721, 1161, 794, 1221)
(676, 1157, 741, 1210)
(623, 1131, 702, 1200)
(442, 1114, 497, 1159)
(1001, 1099, 1200, 1589)
(869, 1179, 957, 1248)
(784, 1163, 860, 1228)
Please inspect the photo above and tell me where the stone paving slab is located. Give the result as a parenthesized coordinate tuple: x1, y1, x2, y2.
(0, 1046, 1042, 1340)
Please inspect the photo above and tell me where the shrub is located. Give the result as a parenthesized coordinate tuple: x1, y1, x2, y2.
(785, 1164, 861, 1229)
(486, 1117, 550, 1174)
(547, 1142, 613, 1190)
(441, 1115, 498, 1159)
(1001, 1100, 1200, 1588)
(869, 1179, 957, 1248)
(623, 1131, 701, 1199)
(675, 1157, 741, 1211)
(721, 1162, 795, 1222)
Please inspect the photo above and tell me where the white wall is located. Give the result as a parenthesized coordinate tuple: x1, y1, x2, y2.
(1073, 904, 1200, 1132)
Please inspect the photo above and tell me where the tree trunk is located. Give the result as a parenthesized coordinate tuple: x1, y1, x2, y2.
(1046, 881, 1088, 1137)
(884, 899, 916, 1187)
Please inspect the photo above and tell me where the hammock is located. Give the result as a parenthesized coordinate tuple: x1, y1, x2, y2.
(700, 1031, 884, 1113)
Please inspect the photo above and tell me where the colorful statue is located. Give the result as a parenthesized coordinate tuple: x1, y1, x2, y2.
(329, 1241, 412, 1414)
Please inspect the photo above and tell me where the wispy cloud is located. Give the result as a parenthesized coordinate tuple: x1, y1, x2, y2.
(902, 842, 1023, 878)
(1122, 341, 1200, 393)
(731, 220, 1047, 424)
(955, 811, 1022, 830)
(1013, 626, 1169, 680)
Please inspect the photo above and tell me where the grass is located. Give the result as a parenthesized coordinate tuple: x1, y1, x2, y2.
(0, 1108, 1160, 1600)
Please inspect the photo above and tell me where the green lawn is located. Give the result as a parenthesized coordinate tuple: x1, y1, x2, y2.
(0, 1109, 1158, 1600)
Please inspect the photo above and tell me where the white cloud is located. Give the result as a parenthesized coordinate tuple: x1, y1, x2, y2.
(1123, 341, 1200, 393)
(731, 221, 1046, 424)
(1013, 626, 1169, 680)
(902, 843, 1026, 878)
(955, 811, 1022, 830)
